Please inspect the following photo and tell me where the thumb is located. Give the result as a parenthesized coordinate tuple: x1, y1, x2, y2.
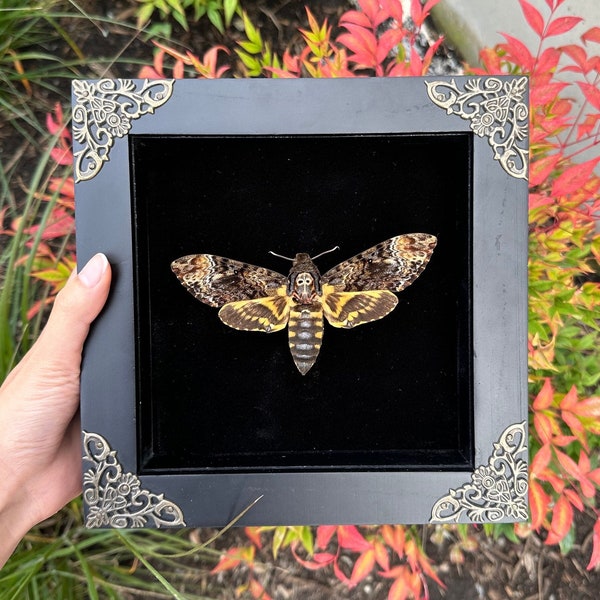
(35, 253, 112, 364)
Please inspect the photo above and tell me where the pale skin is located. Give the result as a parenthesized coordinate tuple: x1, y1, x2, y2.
(0, 253, 111, 568)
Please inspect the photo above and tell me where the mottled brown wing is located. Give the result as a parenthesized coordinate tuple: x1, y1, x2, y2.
(171, 254, 287, 307)
(321, 234, 437, 293)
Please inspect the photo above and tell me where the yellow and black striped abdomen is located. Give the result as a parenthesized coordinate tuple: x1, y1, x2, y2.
(288, 303, 324, 375)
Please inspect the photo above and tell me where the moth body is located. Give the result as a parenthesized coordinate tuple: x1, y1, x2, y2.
(288, 303, 324, 375)
(171, 233, 437, 376)
(285, 254, 327, 374)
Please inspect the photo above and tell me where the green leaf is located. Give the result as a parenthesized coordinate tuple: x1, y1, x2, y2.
(558, 522, 577, 555)
(137, 3, 156, 26)
(238, 39, 261, 54)
(299, 526, 314, 555)
(207, 7, 224, 34)
(242, 11, 262, 47)
(165, 0, 186, 13)
(235, 49, 261, 75)
(224, 0, 238, 26)
(272, 526, 286, 559)
(172, 9, 190, 30)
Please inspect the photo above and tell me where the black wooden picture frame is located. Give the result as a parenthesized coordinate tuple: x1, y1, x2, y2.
(75, 76, 529, 527)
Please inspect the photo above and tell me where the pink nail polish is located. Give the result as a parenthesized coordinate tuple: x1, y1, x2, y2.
(78, 253, 108, 288)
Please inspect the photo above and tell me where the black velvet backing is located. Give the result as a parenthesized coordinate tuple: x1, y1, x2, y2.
(130, 134, 473, 472)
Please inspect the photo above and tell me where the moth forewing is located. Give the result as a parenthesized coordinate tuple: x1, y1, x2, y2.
(170, 254, 288, 306)
(321, 234, 437, 293)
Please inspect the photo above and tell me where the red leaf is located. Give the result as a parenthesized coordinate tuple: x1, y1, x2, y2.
(552, 434, 577, 447)
(535, 48, 560, 78)
(478, 47, 503, 74)
(376, 29, 405, 64)
(578, 114, 600, 141)
(316, 525, 336, 549)
(546, 16, 583, 37)
(560, 386, 578, 410)
(531, 443, 552, 477)
(533, 379, 554, 410)
(337, 526, 372, 552)
(422, 0, 442, 22)
(294, 551, 336, 570)
(530, 82, 568, 106)
(530, 154, 560, 187)
(27, 297, 55, 320)
(539, 469, 565, 494)
(388, 571, 410, 600)
(555, 449, 581, 480)
(519, 0, 544, 37)
(373, 540, 390, 571)
(551, 156, 600, 197)
(560, 44, 588, 72)
(249, 577, 272, 600)
(338, 26, 378, 68)
(410, 0, 423, 27)
(409, 46, 423, 76)
(578, 81, 600, 111)
(381, 525, 405, 557)
(350, 548, 376, 585)
(529, 479, 550, 530)
(356, 0, 382, 26)
(561, 409, 585, 437)
(380, 0, 403, 24)
(501, 33, 535, 71)
(586, 519, 600, 570)
(582, 26, 600, 45)
(564, 487, 585, 511)
(211, 548, 244, 573)
(245, 527, 262, 548)
(333, 554, 352, 586)
(422, 37, 444, 74)
(340, 10, 372, 29)
(534, 413, 554, 444)
(546, 494, 573, 545)
(571, 397, 600, 419)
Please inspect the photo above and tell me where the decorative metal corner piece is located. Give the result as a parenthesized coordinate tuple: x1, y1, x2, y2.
(425, 77, 529, 180)
(82, 431, 186, 528)
(72, 79, 174, 183)
(430, 421, 528, 523)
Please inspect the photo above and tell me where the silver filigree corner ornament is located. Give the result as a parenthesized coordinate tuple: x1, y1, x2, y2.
(425, 77, 529, 180)
(72, 79, 174, 183)
(430, 421, 528, 523)
(82, 430, 185, 528)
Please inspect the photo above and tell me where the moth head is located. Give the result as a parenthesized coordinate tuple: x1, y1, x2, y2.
(292, 270, 319, 303)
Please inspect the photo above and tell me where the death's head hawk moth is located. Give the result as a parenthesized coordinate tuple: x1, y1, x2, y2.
(171, 233, 437, 375)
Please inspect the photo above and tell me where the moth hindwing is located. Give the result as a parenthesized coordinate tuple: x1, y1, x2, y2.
(171, 233, 437, 375)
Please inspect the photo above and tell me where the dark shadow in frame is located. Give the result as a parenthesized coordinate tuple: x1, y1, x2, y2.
(130, 133, 473, 473)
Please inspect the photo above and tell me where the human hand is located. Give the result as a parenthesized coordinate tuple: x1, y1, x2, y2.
(0, 253, 111, 567)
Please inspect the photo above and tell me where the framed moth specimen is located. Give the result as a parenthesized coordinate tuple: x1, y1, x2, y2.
(171, 234, 437, 375)
(75, 77, 528, 528)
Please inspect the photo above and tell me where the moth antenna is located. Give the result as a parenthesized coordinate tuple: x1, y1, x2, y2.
(311, 246, 340, 261)
(268, 250, 294, 262)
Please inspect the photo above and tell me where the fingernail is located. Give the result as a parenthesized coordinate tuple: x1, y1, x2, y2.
(78, 253, 108, 288)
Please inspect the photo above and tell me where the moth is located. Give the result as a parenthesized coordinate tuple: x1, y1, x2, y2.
(171, 233, 437, 375)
